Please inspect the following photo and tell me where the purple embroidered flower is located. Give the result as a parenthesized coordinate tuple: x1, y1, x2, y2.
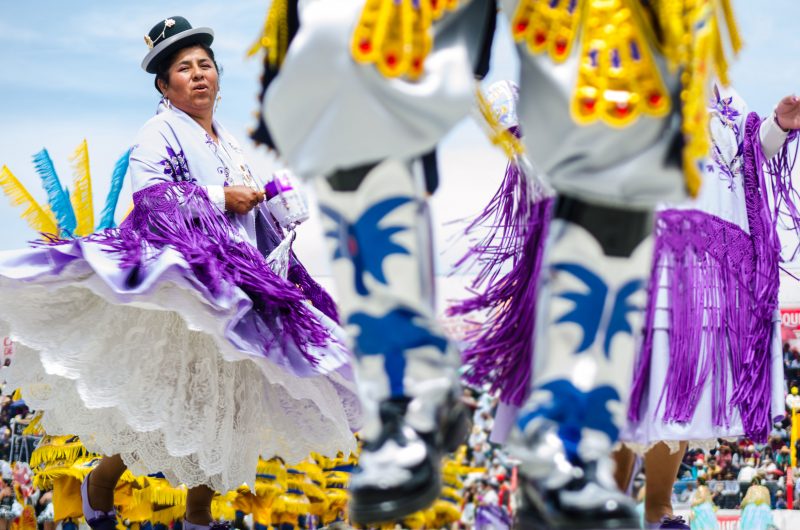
(709, 87, 741, 136)
(710, 143, 737, 191)
(160, 146, 193, 182)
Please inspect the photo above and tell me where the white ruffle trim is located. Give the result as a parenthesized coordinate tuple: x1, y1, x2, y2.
(0, 267, 359, 493)
(619, 437, 739, 456)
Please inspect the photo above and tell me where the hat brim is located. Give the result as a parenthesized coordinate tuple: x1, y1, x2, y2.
(141, 27, 214, 73)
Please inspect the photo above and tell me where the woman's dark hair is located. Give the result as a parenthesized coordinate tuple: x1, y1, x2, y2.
(153, 42, 221, 94)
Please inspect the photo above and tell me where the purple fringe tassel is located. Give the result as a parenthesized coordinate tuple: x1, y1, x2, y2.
(628, 113, 798, 442)
(448, 158, 553, 408)
(288, 257, 339, 323)
(43, 182, 334, 363)
(733, 113, 798, 440)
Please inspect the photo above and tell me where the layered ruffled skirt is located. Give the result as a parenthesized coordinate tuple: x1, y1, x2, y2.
(0, 182, 361, 493)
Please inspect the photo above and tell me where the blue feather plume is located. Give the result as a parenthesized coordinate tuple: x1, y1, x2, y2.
(32, 149, 76, 236)
(96, 149, 130, 230)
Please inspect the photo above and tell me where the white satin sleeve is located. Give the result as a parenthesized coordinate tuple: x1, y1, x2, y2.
(759, 113, 790, 160)
(204, 185, 226, 212)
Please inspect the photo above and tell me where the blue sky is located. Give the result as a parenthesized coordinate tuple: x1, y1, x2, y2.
(0, 1, 798, 286)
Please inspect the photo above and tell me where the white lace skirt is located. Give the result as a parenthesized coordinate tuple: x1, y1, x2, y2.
(0, 246, 361, 493)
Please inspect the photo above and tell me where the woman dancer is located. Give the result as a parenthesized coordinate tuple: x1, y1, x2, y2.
(0, 16, 360, 530)
(618, 86, 800, 529)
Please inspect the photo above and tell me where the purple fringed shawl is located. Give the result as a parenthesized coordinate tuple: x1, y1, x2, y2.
(448, 157, 553, 408)
(287, 257, 339, 323)
(628, 113, 798, 441)
(71, 182, 335, 361)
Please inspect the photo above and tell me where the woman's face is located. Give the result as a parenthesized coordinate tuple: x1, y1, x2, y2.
(158, 45, 218, 118)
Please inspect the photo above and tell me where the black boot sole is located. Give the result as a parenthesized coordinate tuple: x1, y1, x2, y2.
(348, 474, 441, 525)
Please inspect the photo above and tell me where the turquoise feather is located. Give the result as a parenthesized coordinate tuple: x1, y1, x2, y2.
(32, 149, 76, 236)
(96, 149, 130, 230)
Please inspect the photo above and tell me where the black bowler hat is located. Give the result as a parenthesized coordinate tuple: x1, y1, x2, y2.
(141, 16, 214, 73)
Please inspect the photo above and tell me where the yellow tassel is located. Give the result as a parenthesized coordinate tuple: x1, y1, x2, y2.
(653, 0, 742, 198)
(271, 492, 311, 516)
(257, 458, 285, 477)
(434, 499, 461, 524)
(68, 140, 94, 236)
(323, 471, 349, 489)
(676, 1, 713, 198)
(211, 495, 237, 522)
(0, 166, 58, 237)
(135, 478, 187, 507)
(401, 510, 428, 529)
(248, 0, 289, 70)
(717, 0, 743, 55)
(29, 437, 88, 469)
(149, 505, 185, 525)
(293, 461, 323, 485)
(475, 89, 525, 159)
(22, 413, 43, 436)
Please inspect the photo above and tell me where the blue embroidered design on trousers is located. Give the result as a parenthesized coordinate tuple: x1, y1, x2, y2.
(320, 197, 412, 296)
(552, 262, 643, 357)
(517, 379, 620, 463)
(348, 308, 448, 397)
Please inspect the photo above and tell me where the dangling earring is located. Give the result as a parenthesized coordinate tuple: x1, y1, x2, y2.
(214, 93, 222, 114)
(160, 96, 171, 110)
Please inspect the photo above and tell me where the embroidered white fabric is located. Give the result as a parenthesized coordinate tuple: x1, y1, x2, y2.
(0, 271, 359, 493)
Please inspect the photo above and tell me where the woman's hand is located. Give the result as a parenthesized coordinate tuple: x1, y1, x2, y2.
(775, 95, 800, 131)
(224, 185, 265, 215)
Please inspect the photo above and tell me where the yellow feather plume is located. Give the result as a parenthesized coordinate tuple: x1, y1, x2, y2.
(22, 413, 44, 436)
(0, 166, 58, 236)
(69, 140, 94, 236)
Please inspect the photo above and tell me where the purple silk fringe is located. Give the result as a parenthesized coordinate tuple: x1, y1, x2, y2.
(46, 182, 333, 362)
(287, 257, 339, 323)
(448, 158, 553, 407)
(628, 113, 798, 442)
(629, 211, 754, 430)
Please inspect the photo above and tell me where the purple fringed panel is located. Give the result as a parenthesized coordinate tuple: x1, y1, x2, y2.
(629, 113, 797, 442)
(733, 112, 796, 441)
(448, 158, 553, 407)
(287, 256, 340, 323)
(627, 235, 663, 425)
(74, 182, 332, 362)
(635, 211, 752, 429)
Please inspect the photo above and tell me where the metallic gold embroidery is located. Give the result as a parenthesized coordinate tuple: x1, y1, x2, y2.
(511, 0, 740, 198)
(351, 0, 458, 80)
(571, 0, 670, 128)
(511, 0, 582, 63)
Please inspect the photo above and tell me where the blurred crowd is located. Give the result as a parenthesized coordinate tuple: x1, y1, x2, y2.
(0, 382, 51, 530)
(455, 388, 516, 530)
(628, 338, 800, 514)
